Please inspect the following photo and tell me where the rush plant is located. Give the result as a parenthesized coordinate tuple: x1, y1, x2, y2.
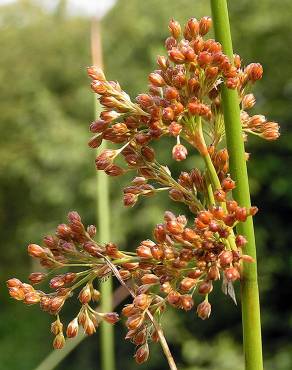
(7, 12, 279, 370)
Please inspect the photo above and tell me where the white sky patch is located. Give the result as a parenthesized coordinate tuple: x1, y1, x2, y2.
(0, 0, 116, 18)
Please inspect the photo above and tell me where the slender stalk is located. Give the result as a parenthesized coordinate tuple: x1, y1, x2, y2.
(91, 19, 115, 370)
(97, 251, 178, 370)
(210, 2, 263, 370)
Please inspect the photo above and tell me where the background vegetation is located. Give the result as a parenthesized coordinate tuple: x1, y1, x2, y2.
(0, 1, 291, 369)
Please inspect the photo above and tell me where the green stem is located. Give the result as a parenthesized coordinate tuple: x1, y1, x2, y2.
(210, 2, 263, 370)
(96, 104, 115, 370)
(91, 18, 115, 370)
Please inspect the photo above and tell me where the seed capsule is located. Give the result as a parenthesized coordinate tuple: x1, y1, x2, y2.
(197, 301, 211, 320)
(66, 318, 79, 338)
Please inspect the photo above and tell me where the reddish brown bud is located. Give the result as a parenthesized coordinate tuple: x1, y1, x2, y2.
(198, 211, 213, 225)
(246, 63, 263, 81)
(242, 94, 256, 110)
(198, 51, 212, 67)
(141, 274, 159, 285)
(7, 278, 22, 288)
(224, 267, 240, 281)
(167, 122, 181, 137)
(53, 333, 65, 349)
(66, 318, 79, 338)
(78, 284, 91, 304)
(208, 266, 220, 281)
(165, 86, 179, 101)
(169, 48, 185, 63)
(219, 251, 233, 267)
(27, 244, 46, 258)
(103, 312, 119, 324)
(29, 272, 46, 285)
(168, 18, 181, 39)
(133, 329, 147, 345)
(235, 207, 248, 222)
(214, 189, 226, 202)
(221, 177, 236, 191)
(197, 300, 211, 320)
(134, 294, 151, 310)
(167, 291, 181, 306)
(89, 119, 108, 133)
(124, 193, 138, 207)
(136, 245, 152, 259)
(186, 17, 200, 38)
(157, 55, 168, 70)
(166, 220, 184, 234)
(235, 234, 247, 247)
(87, 66, 105, 81)
(180, 277, 197, 292)
(181, 295, 194, 311)
(9, 287, 25, 300)
(148, 72, 165, 87)
(199, 16, 212, 35)
(162, 106, 175, 121)
(198, 281, 213, 295)
(226, 200, 238, 212)
(134, 343, 149, 364)
(172, 144, 188, 161)
(126, 314, 144, 330)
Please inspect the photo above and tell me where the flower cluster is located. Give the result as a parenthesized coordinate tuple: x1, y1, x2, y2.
(7, 16, 280, 367)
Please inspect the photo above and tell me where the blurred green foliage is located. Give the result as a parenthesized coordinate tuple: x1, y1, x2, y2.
(0, 1, 291, 369)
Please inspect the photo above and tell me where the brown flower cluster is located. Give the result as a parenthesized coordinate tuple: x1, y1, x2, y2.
(7, 211, 120, 349)
(7, 16, 280, 367)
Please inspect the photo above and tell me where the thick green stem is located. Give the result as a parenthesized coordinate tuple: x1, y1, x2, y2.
(210, 2, 263, 370)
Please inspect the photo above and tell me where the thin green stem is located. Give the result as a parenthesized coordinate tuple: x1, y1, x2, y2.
(91, 17, 115, 370)
(210, 2, 263, 370)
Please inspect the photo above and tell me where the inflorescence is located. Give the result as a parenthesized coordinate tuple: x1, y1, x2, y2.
(7, 16, 279, 365)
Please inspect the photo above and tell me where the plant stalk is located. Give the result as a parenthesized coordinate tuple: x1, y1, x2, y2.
(210, 1, 263, 370)
(91, 19, 115, 370)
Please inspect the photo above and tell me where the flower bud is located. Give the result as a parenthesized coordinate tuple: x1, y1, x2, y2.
(78, 284, 91, 304)
(87, 66, 105, 81)
(198, 281, 213, 295)
(235, 234, 247, 247)
(242, 94, 256, 110)
(66, 318, 79, 338)
(199, 16, 212, 35)
(103, 312, 119, 324)
(224, 267, 240, 281)
(246, 63, 263, 81)
(9, 286, 25, 300)
(157, 55, 168, 69)
(134, 343, 149, 364)
(53, 333, 65, 349)
(197, 300, 211, 320)
(136, 244, 152, 259)
(141, 274, 159, 285)
(24, 291, 40, 305)
(181, 295, 194, 311)
(168, 18, 181, 39)
(148, 72, 165, 87)
(7, 278, 22, 288)
(219, 251, 233, 267)
(27, 244, 46, 258)
(172, 144, 188, 161)
(180, 277, 197, 292)
(221, 177, 235, 191)
(126, 314, 144, 330)
(133, 294, 151, 310)
(235, 207, 248, 222)
(168, 49, 185, 63)
(133, 329, 147, 345)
